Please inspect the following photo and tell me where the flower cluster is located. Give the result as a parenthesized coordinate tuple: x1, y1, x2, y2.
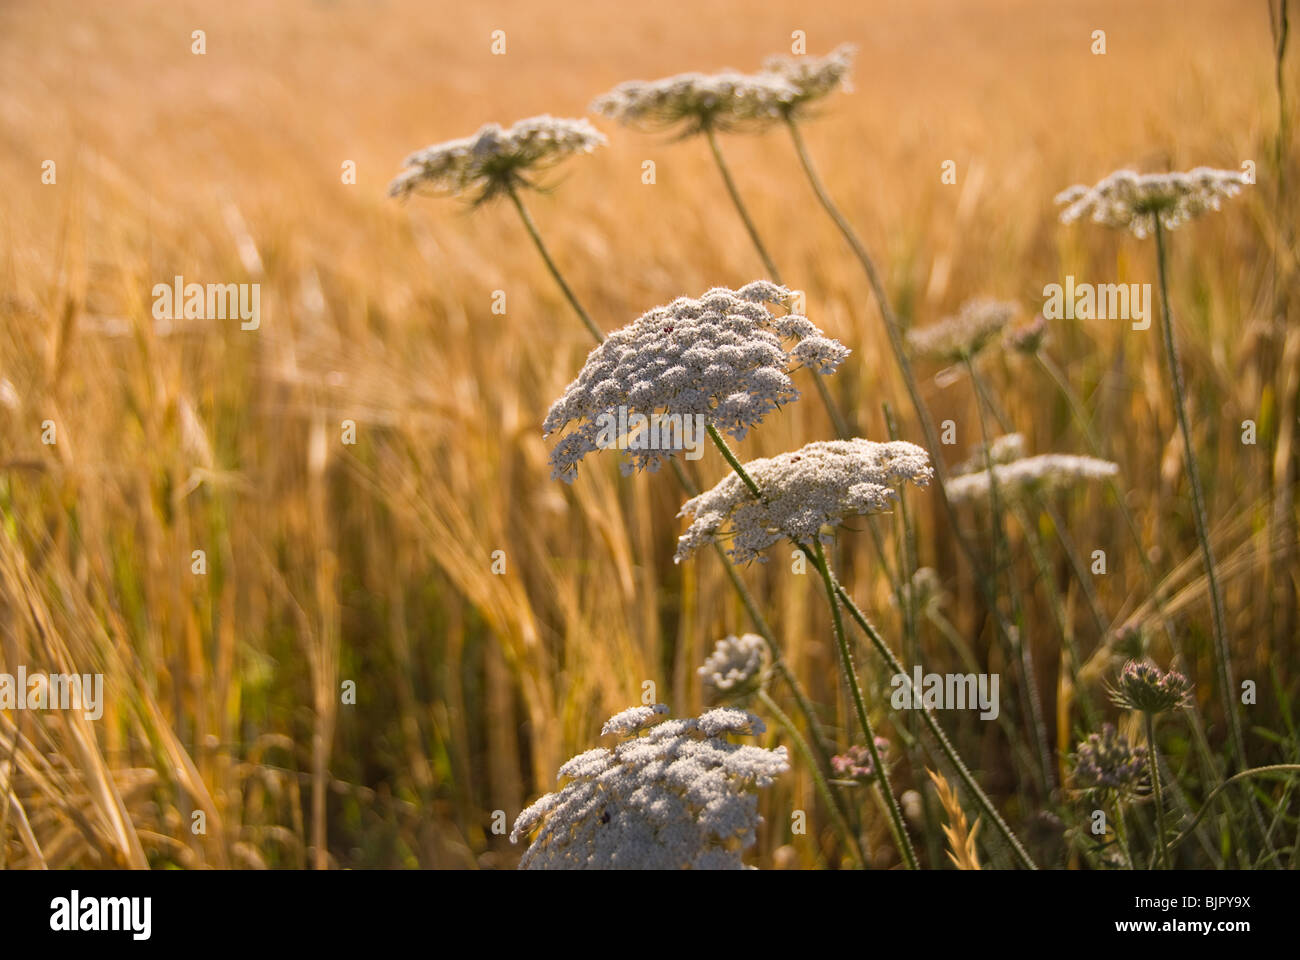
(830, 738, 890, 781)
(1109, 660, 1193, 714)
(543, 282, 847, 482)
(675, 438, 933, 564)
(699, 633, 768, 698)
(1073, 723, 1148, 794)
(906, 298, 1017, 363)
(510, 705, 789, 869)
(591, 72, 799, 135)
(891, 566, 948, 617)
(944, 453, 1118, 505)
(1055, 167, 1250, 239)
(388, 115, 606, 204)
(759, 44, 856, 116)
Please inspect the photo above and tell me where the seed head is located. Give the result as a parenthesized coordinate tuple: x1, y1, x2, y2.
(591, 71, 799, 136)
(388, 115, 606, 205)
(699, 633, 769, 699)
(945, 453, 1118, 505)
(760, 44, 856, 116)
(906, 298, 1017, 363)
(510, 705, 789, 869)
(1073, 723, 1149, 794)
(543, 282, 847, 482)
(675, 438, 933, 564)
(1109, 660, 1193, 714)
(1056, 167, 1250, 239)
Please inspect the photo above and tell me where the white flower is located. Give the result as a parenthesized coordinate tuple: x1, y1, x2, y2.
(1055, 167, 1250, 239)
(591, 71, 799, 135)
(675, 438, 933, 564)
(510, 705, 789, 869)
(953, 433, 1027, 475)
(388, 115, 605, 204)
(760, 43, 856, 114)
(699, 633, 768, 697)
(945, 453, 1119, 505)
(543, 282, 848, 482)
(906, 298, 1017, 363)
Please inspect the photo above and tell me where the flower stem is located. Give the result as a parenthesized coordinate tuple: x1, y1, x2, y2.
(704, 125, 782, 282)
(809, 541, 918, 870)
(784, 115, 1013, 651)
(506, 182, 604, 343)
(831, 579, 1039, 869)
(704, 124, 853, 439)
(757, 687, 866, 868)
(1144, 712, 1169, 869)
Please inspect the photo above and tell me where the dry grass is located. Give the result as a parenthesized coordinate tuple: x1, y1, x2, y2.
(0, 0, 1295, 868)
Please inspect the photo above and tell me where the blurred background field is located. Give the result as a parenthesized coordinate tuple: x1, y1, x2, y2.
(0, 0, 1295, 868)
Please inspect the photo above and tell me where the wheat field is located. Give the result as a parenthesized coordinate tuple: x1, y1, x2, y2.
(0, 0, 1296, 869)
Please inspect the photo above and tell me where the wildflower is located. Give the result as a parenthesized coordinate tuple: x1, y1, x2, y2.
(387, 115, 606, 205)
(944, 453, 1118, 505)
(510, 705, 789, 869)
(543, 281, 847, 482)
(1109, 660, 1193, 714)
(1005, 313, 1048, 355)
(1073, 723, 1148, 794)
(906, 298, 1017, 363)
(591, 72, 798, 136)
(699, 633, 768, 698)
(952, 433, 1027, 476)
(675, 438, 933, 564)
(1055, 167, 1250, 239)
(830, 738, 890, 781)
(760, 44, 856, 117)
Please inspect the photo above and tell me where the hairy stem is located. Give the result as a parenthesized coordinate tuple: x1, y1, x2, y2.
(506, 182, 603, 343)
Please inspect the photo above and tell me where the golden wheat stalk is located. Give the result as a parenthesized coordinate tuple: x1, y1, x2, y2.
(928, 768, 981, 870)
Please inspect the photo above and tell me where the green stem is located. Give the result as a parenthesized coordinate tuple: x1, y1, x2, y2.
(784, 114, 1015, 668)
(1144, 712, 1169, 869)
(758, 687, 866, 869)
(810, 541, 918, 870)
(832, 579, 1038, 869)
(1153, 220, 1242, 766)
(506, 182, 604, 343)
(1114, 795, 1135, 870)
(1167, 764, 1300, 855)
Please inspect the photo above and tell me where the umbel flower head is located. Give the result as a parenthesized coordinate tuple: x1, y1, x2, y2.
(906, 298, 1017, 363)
(591, 71, 798, 136)
(543, 281, 848, 482)
(952, 433, 1027, 476)
(945, 453, 1119, 505)
(675, 438, 933, 564)
(759, 43, 856, 117)
(510, 704, 789, 869)
(1109, 660, 1193, 714)
(387, 115, 606, 205)
(1056, 167, 1250, 239)
(1073, 723, 1149, 794)
(1005, 314, 1048, 355)
(699, 633, 768, 699)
